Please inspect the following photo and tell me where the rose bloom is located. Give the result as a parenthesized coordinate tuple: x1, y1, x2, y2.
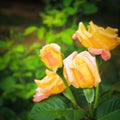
(72, 21, 120, 61)
(33, 69, 66, 102)
(40, 43, 63, 69)
(63, 51, 101, 88)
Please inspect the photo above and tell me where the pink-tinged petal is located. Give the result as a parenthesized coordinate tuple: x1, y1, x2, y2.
(63, 51, 79, 88)
(63, 51, 78, 65)
(33, 88, 51, 102)
(72, 33, 77, 40)
(88, 48, 111, 61)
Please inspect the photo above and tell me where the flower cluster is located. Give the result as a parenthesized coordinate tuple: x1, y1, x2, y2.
(33, 21, 120, 103)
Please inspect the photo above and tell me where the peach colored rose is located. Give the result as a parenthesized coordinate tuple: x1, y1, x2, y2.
(33, 88, 51, 102)
(63, 51, 101, 88)
(40, 43, 63, 69)
(72, 21, 120, 61)
(33, 69, 66, 102)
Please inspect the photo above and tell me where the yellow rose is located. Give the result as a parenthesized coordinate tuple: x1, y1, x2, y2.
(33, 69, 66, 102)
(73, 21, 120, 60)
(63, 51, 101, 88)
(40, 43, 63, 69)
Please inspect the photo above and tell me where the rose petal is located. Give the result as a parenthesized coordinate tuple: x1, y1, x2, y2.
(72, 33, 77, 40)
(33, 88, 51, 102)
(88, 48, 111, 61)
(63, 51, 79, 88)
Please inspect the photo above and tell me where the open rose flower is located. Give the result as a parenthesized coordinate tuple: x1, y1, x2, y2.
(33, 69, 66, 102)
(40, 43, 63, 69)
(63, 51, 101, 88)
(72, 21, 120, 61)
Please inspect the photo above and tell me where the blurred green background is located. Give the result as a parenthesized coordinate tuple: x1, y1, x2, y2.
(0, 0, 120, 120)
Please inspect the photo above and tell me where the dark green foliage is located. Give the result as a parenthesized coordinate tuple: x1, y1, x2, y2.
(39, 0, 98, 27)
(96, 98, 120, 120)
(30, 95, 85, 120)
(0, 38, 45, 119)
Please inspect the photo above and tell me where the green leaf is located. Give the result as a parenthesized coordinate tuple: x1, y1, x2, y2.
(0, 41, 12, 48)
(23, 72, 33, 77)
(63, 89, 73, 103)
(112, 82, 120, 92)
(0, 97, 3, 106)
(24, 26, 37, 35)
(29, 43, 41, 51)
(43, 15, 54, 27)
(98, 110, 120, 120)
(37, 27, 45, 39)
(60, 29, 74, 45)
(12, 84, 24, 90)
(35, 68, 45, 79)
(0, 77, 16, 91)
(0, 57, 7, 70)
(63, 0, 72, 7)
(96, 98, 120, 120)
(73, 0, 86, 8)
(83, 88, 94, 103)
(0, 51, 11, 70)
(54, 13, 66, 26)
(12, 45, 24, 52)
(82, 3, 98, 15)
(99, 82, 120, 104)
(30, 96, 66, 120)
(63, 108, 85, 120)
(46, 30, 55, 43)
(30, 95, 84, 120)
(22, 55, 42, 70)
(17, 83, 36, 99)
(0, 107, 16, 119)
(63, 7, 77, 16)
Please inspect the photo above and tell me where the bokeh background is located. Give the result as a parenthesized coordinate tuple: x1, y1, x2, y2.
(0, 0, 120, 120)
